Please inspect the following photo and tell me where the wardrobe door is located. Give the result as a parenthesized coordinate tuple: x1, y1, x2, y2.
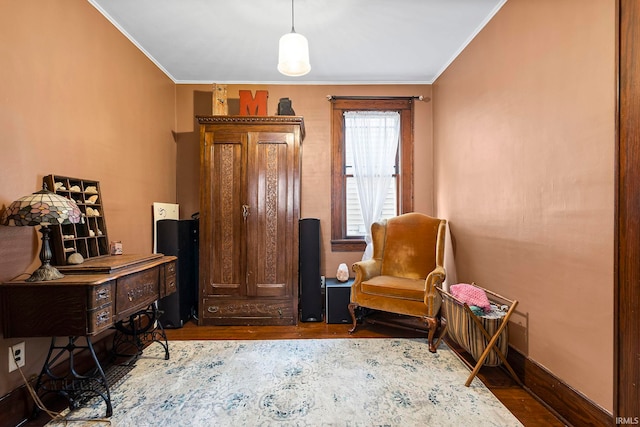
(245, 131, 296, 298)
(202, 130, 247, 297)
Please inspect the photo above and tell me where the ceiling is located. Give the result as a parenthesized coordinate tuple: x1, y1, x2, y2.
(89, 0, 506, 85)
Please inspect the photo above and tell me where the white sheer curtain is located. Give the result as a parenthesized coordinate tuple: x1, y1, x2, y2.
(345, 111, 400, 260)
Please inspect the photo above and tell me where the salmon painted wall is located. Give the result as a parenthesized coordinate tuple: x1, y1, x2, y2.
(175, 84, 434, 279)
(433, 0, 615, 411)
(0, 0, 176, 396)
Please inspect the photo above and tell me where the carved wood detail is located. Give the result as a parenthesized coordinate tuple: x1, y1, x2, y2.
(264, 144, 278, 285)
(220, 144, 234, 284)
(204, 301, 290, 316)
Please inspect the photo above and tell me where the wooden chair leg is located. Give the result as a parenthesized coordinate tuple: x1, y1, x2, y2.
(425, 316, 439, 353)
(348, 303, 359, 334)
(433, 322, 448, 351)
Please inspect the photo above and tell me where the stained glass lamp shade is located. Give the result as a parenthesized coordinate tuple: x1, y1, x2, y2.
(1, 185, 82, 282)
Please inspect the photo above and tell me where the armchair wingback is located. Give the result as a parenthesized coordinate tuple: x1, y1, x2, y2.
(348, 212, 447, 352)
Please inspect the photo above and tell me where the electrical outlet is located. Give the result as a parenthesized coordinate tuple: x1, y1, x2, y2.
(8, 342, 25, 372)
(320, 275, 326, 288)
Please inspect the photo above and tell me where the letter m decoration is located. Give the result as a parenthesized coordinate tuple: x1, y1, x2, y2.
(239, 90, 268, 116)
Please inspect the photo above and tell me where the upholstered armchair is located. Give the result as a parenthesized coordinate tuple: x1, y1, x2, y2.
(348, 212, 447, 352)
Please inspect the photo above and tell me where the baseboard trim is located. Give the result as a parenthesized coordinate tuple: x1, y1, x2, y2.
(506, 346, 613, 427)
(0, 382, 33, 427)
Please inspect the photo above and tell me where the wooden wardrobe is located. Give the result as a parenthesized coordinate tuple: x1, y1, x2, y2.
(197, 116, 305, 325)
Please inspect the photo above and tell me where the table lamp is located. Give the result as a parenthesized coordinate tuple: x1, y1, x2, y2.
(1, 184, 82, 282)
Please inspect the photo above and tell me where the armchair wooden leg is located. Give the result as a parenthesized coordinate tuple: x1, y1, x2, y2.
(348, 303, 359, 334)
(425, 317, 439, 353)
(433, 316, 448, 351)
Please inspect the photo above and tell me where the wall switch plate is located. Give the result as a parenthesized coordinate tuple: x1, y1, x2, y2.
(8, 342, 25, 372)
(320, 276, 326, 288)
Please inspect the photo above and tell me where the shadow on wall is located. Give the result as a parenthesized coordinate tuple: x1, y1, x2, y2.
(173, 91, 249, 219)
(509, 311, 529, 355)
(171, 90, 214, 144)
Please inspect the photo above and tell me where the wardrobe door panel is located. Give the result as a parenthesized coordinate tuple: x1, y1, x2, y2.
(246, 132, 294, 298)
(206, 132, 246, 296)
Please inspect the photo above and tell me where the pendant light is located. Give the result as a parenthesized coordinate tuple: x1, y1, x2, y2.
(278, 0, 311, 76)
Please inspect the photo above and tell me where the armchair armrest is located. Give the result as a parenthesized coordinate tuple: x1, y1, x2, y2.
(424, 265, 446, 315)
(425, 265, 446, 291)
(352, 259, 382, 284)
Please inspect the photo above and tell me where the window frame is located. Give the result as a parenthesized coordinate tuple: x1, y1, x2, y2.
(330, 97, 415, 252)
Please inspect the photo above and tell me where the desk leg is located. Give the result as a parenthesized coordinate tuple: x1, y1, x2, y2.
(112, 303, 170, 363)
(34, 336, 112, 418)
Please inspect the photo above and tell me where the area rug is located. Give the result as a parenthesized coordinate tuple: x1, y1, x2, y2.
(47, 338, 523, 426)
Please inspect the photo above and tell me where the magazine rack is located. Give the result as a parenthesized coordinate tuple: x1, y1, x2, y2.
(435, 284, 521, 387)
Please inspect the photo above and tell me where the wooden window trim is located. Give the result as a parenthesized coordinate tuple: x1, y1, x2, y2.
(330, 98, 414, 252)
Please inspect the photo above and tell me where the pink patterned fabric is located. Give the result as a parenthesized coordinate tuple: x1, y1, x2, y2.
(450, 283, 491, 312)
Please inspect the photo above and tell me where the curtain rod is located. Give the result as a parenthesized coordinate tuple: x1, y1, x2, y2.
(326, 95, 430, 102)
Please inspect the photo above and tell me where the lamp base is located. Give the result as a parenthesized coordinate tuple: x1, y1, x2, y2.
(26, 264, 64, 282)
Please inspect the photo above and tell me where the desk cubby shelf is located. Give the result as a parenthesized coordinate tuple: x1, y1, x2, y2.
(44, 174, 110, 265)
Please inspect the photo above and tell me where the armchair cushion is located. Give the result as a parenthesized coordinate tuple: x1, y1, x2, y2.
(361, 275, 425, 302)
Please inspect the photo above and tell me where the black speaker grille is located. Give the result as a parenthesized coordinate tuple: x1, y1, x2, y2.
(299, 218, 322, 322)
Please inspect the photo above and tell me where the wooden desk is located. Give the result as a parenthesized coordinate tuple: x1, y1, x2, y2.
(1, 254, 176, 338)
(0, 254, 177, 417)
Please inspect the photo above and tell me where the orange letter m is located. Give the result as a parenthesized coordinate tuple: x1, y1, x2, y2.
(239, 90, 268, 116)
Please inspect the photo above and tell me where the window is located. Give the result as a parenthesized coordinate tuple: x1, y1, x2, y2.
(331, 97, 414, 251)
(344, 111, 400, 238)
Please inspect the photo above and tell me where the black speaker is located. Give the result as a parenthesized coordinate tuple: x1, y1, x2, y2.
(157, 218, 199, 328)
(299, 218, 322, 322)
(326, 278, 353, 324)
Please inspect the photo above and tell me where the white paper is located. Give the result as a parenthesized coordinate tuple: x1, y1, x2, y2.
(152, 202, 179, 253)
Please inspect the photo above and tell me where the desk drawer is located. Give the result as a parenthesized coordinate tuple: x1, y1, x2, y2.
(116, 267, 160, 318)
(89, 282, 113, 309)
(164, 261, 177, 296)
(89, 305, 113, 334)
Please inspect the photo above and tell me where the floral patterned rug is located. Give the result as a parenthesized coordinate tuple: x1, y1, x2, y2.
(47, 338, 522, 426)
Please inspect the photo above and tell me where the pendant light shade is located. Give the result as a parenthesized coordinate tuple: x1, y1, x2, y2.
(278, 32, 310, 76)
(278, 0, 311, 77)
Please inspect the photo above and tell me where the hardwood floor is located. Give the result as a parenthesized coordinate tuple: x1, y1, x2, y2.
(165, 319, 566, 427)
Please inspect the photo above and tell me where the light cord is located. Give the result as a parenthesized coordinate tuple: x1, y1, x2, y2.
(291, 0, 296, 32)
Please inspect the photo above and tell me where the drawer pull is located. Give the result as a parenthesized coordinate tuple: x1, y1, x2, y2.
(96, 311, 110, 326)
(128, 291, 134, 302)
(207, 306, 219, 313)
(97, 289, 110, 300)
